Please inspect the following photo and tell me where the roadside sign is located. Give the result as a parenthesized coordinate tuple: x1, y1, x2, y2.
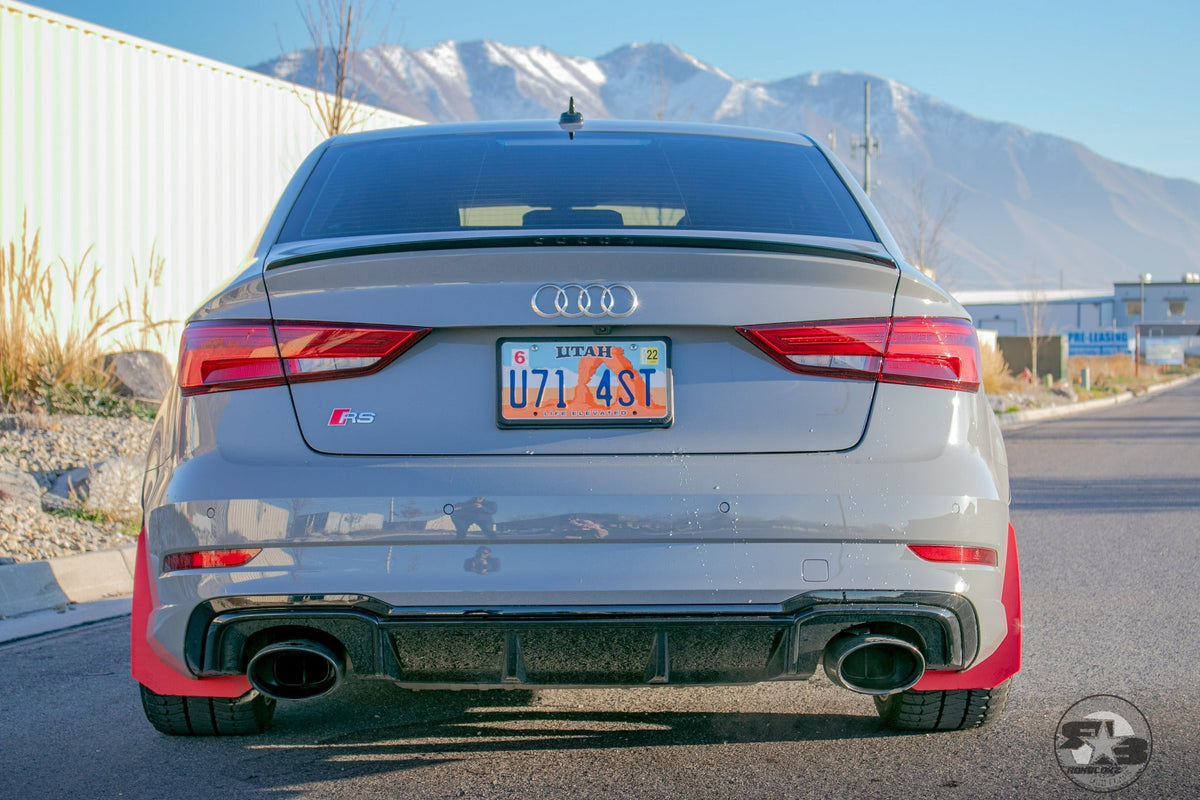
(1067, 329, 1132, 357)
(1143, 337, 1185, 365)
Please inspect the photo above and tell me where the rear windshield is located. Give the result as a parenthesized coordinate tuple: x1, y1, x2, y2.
(276, 131, 876, 243)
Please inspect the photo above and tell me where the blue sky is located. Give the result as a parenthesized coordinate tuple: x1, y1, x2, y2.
(29, 0, 1200, 184)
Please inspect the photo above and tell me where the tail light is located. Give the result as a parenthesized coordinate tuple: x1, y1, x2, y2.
(163, 548, 262, 571)
(179, 320, 430, 395)
(908, 544, 998, 567)
(737, 317, 980, 392)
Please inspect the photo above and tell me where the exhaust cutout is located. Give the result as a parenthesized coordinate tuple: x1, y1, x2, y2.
(246, 639, 345, 701)
(823, 633, 925, 695)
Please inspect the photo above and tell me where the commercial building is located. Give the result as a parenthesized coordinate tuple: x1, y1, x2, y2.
(958, 275, 1200, 364)
(1112, 275, 1200, 328)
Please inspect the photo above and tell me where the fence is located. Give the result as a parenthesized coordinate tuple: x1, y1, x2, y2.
(1, 1, 419, 358)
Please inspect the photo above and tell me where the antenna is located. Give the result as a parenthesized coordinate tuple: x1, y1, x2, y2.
(558, 96, 584, 139)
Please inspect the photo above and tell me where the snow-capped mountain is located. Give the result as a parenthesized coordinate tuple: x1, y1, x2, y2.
(254, 41, 1200, 291)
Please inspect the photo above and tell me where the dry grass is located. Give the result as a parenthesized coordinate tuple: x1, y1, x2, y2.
(1, 215, 168, 414)
(116, 243, 173, 352)
(980, 341, 1023, 394)
(44, 244, 127, 387)
(1068, 354, 1198, 399)
(1069, 354, 1155, 398)
(0, 217, 52, 403)
(1069, 354, 1139, 383)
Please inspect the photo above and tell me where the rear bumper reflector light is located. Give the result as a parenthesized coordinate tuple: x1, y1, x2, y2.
(908, 544, 998, 567)
(178, 320, 430, 395)
(163, 548, 262, 572)
(737, 316, 981, 392)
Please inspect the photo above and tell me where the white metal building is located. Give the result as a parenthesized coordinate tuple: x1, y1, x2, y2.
(954, 289, 1116, 336)
(1, 1, 420, 357)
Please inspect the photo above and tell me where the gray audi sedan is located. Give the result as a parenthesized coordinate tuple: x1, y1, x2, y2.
(133, 115, 1020, 736)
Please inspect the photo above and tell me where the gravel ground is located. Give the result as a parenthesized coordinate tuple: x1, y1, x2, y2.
(987, 380, 1078, 412)
(0, 413, 153, 562)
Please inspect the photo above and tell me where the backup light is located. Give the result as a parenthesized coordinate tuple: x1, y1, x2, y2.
(275, 323, 429, 384)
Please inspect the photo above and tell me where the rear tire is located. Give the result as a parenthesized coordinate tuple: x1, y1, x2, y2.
(139, 684, 275, 736)
(874, 679, 1010, 731)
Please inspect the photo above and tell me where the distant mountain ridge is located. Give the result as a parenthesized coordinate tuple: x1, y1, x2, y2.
(253, 41, 1200, 291)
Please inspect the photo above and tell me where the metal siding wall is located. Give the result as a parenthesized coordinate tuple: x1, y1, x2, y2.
(0, 2, 416, 358)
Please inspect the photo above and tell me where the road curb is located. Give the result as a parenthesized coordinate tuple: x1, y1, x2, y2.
(995, 373, 1199, 428)
(0, 544, 136, 619)
(0, 596, 132, 644)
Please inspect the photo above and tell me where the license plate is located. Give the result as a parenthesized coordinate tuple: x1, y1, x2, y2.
(498, 338, 672, 427)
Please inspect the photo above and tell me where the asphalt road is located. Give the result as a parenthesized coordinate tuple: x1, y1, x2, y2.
(3, 382, 1199, 799)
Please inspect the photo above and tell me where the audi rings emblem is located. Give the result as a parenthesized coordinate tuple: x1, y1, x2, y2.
(531, 283, 639, 319)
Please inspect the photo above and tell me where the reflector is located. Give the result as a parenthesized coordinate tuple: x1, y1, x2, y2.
(908, 544, 998, 567)
(163, 548, 262, 571)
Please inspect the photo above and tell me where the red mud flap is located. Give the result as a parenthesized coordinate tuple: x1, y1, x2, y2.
(911, 523, 1021, 691)
(130, 529, 251, 698)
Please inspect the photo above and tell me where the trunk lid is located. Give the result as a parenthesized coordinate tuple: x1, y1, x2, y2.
(262, 243, 899, 456)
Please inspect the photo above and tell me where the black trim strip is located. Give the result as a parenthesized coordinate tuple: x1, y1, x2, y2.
(191, 590, 977, 679)
(265, 235, 897, 271)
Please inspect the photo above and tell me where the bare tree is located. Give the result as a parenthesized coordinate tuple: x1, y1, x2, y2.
(298, 0, 389, 137)
(1022, 267, 1052, 381)
(886, 174, 962, 286)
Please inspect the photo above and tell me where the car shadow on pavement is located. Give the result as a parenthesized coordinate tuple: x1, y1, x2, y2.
(308, 707, 889, 749)
(225, 683, 907, 783)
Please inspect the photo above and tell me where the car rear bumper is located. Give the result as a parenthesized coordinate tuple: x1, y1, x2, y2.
(135, 534, 1010, 687)
(131, 527, 1022, 696)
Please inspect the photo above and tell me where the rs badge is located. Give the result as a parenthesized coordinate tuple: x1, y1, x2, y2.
(328, 408, 375, 425)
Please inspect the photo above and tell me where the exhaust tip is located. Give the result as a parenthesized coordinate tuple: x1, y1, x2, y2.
(823, 633, 925, 695)
(247, 639, 345, 701)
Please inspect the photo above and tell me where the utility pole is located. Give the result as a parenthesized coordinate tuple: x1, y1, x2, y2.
(1136, 272, 1151, 376)
(850, 81, 881, 197)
